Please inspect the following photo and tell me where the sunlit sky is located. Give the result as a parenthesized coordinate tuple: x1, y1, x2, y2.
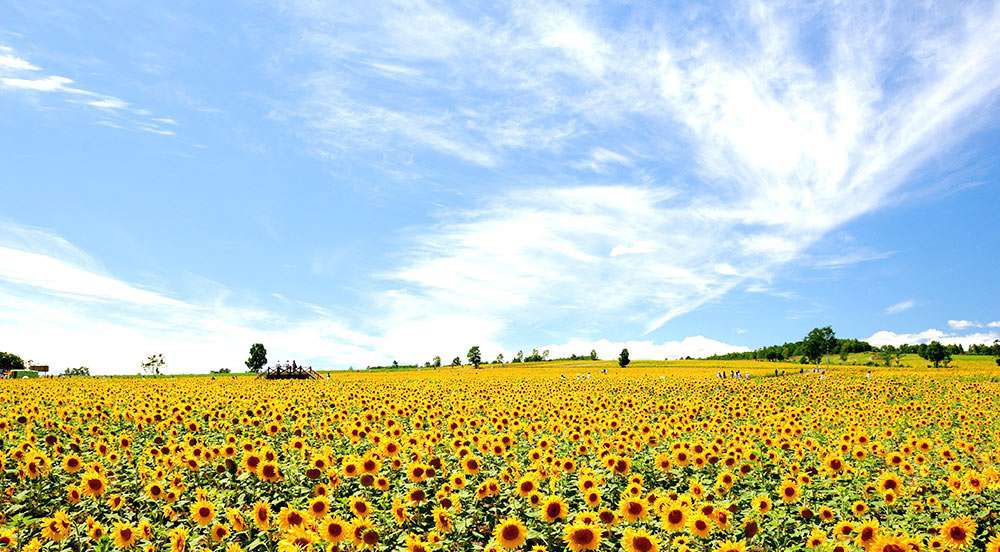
(2, 1, 999, 373)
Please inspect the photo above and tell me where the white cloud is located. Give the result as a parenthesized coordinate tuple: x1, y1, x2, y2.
(87, 97, 129, 110)
(0, 44, 176, 135)
(0, 53, 40, 71)
(538, 336, 748, 361)
(290, 1, 996, 336)
(885, 299, 915, 314)
(1, 74, 75, 92)
(947, 319, 1000, 330)
(867, 328, 999, 348)
(0, 221, 752, 373)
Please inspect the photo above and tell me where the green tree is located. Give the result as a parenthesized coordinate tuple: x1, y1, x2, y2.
(495, 353, 505, 364)
(63, 366, 90, 377)
(920, 341, 950, 368)
(802, 327, 837, 365)
(879, 345, 897, 367)
(513, 350, 524, 363)
(246, 343, 268, 373)
(451, 356, 462, 366)
(0, 351, 26, 375)
(618, 348, 630, 368)
(432, 356, 442, 368)
(141, 353, 165, 376)
(467, 346, 482, 369)
(590, 349, 598, 361)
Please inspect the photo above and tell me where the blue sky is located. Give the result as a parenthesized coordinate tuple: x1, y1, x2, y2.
(1, 0, 998, 374)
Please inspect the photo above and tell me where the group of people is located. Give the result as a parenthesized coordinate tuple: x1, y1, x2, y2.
(717, 370, 749, 379)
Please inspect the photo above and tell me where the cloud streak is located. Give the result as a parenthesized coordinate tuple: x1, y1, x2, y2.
(0, 44, 176, 136)
(885, 300, 915, 315)
(274, 0, 1000, 337)
(0, 222, 747, 373)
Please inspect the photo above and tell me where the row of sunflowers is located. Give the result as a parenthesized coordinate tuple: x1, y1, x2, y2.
(1, 363, 998, 551)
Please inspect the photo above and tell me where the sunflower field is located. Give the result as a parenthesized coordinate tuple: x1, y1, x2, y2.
(1, 362, 999, 552)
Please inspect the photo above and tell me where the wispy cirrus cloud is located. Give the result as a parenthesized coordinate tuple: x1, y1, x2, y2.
(0, 44, 176, 136)
(885, 300, 915, 314)
(0, 221, 745, 372)
(273, 0, 1000, 339)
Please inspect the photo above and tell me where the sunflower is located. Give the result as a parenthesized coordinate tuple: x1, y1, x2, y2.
(252, 501, 271, 530)
(190, 500, 216, 526)
(833, 521, 854, 541)
(876, 473, 901, 495)
(619, 497, 648, 521)
(940, 517, 975, 548)
(714, 540, 746, 552)
(806, 528, 826, 548)
(88, 520, 107, 541)
(259, 462, 282, 482)
(146, 482, 165, 500)
(622, 528, 659, 552)
(277, 507, 306, 531)
(563, 523, 601, 551)
(241, 451, 262, 473)
(662, 503, 687, 531)
(392, 496, 409, 525)
(349, 496, 372, 518)
(986, 534, 1000, 552)
(778, 481, 801, 503)
(869, 534, 909, 552)
(855, 520, 879, 549)
(433, 507, 453, 533)
(349, 518, 379, 550)
(319, 516, 347, 544)
(227, 510, 247, 532)
(406, 534, 431, 552)
(494, 518, 527, 549)
(541, 496, 568, 523)
(169, 527, 188, 552)
(40, 511, 71, 541)
(80, 470, 108, 497)
(0, 528, 17, 549)
(308, 496, 330, 519)
(283, 527, 317, 548)
(211, 523, 230, 542)
(112, 523, 138, 549)
(62, 454, 83, 473)
(462, 456, 482, 475)
(516, 476, 537, 497)
(688, 514, 713, 538)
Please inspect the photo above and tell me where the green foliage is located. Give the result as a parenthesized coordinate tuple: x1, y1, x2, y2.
(63, 366, 90, 377)
(618, 348, 630, 368)
(0, 351, 26, 374)
(246, 343, 267, 373)
(590, 349, 598, 361)
(467, 345, 482, 368)
(140, 353, 165, 376)
(451, 356, 462, 366)
(802, 326, 837, 364)
(920, 340, 951, 368)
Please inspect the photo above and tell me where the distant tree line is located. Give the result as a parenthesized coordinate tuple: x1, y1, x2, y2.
(706, 327, 868, 363)
(705, 327, 1000, 369)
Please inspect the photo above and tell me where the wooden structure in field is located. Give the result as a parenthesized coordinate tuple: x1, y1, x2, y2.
(258, 361, 323, 380)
